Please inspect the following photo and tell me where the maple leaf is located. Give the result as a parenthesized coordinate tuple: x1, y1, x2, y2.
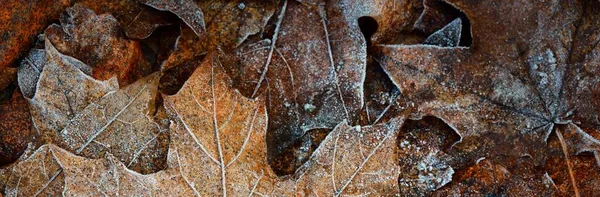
(142, 0, 277, 71)
(22, 39, 168, 174)
(374, 0, 600, 195)
(164, 53, 406, 195)
(3, 53, 407, 196)
(44, 4, 153, 86)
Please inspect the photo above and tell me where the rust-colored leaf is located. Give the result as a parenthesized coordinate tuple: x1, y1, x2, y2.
(375, 0, 600, 195)
(76, 0, 174, 39)
(0, 90, 33, 167)
(147, 0, 277, 71)
(45, 4, 153, 86)
(0, 0, 70, 71)
(0, 68, 16, 92)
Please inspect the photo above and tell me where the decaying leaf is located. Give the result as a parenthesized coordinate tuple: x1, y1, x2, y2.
(375, 0, 600, 195)
(4, 116, 406, 196)
(141, 0, 206, 36)
(0, 0, 70, 71)
(163, 53, 406, 195)
(28, 40, 167, 173)
(144, 0, 277, 71)
(0, 89, 33, 167)
(76, 0, 174, 39)
(0, 68, 16, 92)
(4, 52, 407, 195)
(45, 4, 153, 86)
(3, 0, 600, 196)
(3, 144, 190, 196)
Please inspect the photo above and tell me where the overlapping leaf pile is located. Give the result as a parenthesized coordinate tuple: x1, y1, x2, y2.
(1, 0, 599, 196)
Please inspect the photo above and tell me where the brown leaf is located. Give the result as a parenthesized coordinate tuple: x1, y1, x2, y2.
(45, 4, 153, 86)
(218, 0, 369, 174)
(28, 40, 167, 173)
(3, 144, 191, 196)
(0, 89, 33, 167)
(76, 0, 174, 39)
(0, 68, 16, 92)
(0, 0, 70, 71)
(149, 0, 277, 71)
(141, 0, 206, 36)
(4, 110, 404, 196)
(161, 53, 406, 195)
(375, 0, 600, 195)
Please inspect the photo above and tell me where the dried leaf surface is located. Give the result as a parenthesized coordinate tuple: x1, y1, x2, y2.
(0, 0, 70, 71)
(375, 0, 600, 195)
(28, 40, 167, 173)
(76, 0, 174, 39)
(163, 53, 405, 195)
(3, 144, 190, 196)
(0, 90, 33, 166)
(45, 4, 152, 86)
(146, 0, 277, 71)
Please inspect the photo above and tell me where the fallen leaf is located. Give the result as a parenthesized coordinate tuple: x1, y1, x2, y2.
(163, 53, 406, 195)
(218, 0, 368, 174)
(0, 0, 70, 71)
(0, 68, 16, 92)
(374, 0, 600, 195)
(3, 144, 190, 196)
(28, 40, 167, 173)
(77, 0, 174, 39)
(45, 4, 153, 86)
(141, 0, 206, 36)
(145, 0, 277, 71)
(0, 89, 33, 167)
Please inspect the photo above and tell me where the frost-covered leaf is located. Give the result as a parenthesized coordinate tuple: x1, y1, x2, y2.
(145, 0, 277, 71)
(45, 4, 153, 86)
(3, 144, 191, 196)
(29, 40, 116, 143)
(141, 0, 206, 36)
(162, 53, 405, 195)
(28, 40, 167, 174)
(218, 0, 365, 173)
(375, 0, 600, 195)
(423, 18, 462, 47)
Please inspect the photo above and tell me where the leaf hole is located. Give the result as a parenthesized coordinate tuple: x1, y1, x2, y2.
(267, 128, 331, 176)
(399, 116, 461, 151)
(358, 16, 378, 46)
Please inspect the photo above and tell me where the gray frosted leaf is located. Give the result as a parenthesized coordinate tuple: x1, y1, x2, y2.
(423, 18, 462, 47)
